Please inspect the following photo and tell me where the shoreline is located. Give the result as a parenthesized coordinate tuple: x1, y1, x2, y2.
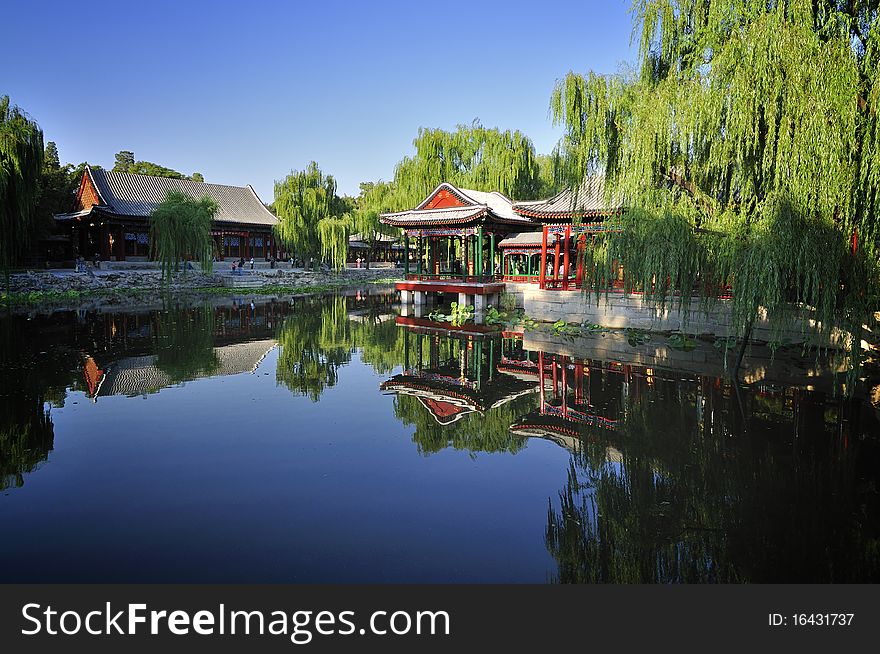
(1, 268, 403, 314)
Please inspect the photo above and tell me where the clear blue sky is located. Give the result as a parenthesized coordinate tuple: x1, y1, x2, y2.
(4, 0, 636, 201)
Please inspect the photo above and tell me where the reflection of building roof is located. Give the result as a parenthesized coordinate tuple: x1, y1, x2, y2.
(380, 182, 532, 228)
(96, 339, 277, 398)
(380, 367, 536, 423)
(55, 166, 278, 226)
(510, 405, 618, 441)
(512, 176, 623, 221)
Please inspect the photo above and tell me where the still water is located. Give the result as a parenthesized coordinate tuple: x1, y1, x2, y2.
(1, 292, 878, 583)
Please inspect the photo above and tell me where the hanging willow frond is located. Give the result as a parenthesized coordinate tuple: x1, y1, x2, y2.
(149, 190, 217, 281)
(318, 215, 351, 271)
(274, 162, 338, 266)
(0, 96, 44, 274)
(554, 0, 880, 376)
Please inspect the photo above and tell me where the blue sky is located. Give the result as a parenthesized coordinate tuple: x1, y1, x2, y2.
(4, 0, 636, 200)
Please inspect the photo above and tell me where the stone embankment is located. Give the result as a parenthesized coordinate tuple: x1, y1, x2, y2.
(3, 267, 403, 313)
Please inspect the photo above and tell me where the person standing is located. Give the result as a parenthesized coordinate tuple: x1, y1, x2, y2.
(250, 257, 255, 270)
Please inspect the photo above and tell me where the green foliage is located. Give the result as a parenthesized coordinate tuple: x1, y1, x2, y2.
(393, 121, 544, 207)
(625, 328, 651, 346)
(149, 190, 217, 280)
(113, 150, 135, 172)
(153, 305, 220, 382)
(317, 214, 350, 271)
(112, 149, 200, 180)
(484, 306, 507, 325)
(274, 162, 340, 268)
(427, 302, 475, 327)
(552, 1, 880, 378)
(667, 333, 696, 351)
(0, 96, 44, 273)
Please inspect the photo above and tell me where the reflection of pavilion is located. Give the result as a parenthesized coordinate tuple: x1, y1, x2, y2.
(505, 343, 620, 449)
(380, 328, 536, 424)
(83, 339, 277, 400)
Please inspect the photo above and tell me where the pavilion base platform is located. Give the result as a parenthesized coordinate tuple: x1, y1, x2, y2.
(395, 280, 505, 310)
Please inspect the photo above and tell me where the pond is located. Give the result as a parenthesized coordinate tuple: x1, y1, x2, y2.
(1, 291, 878, 583)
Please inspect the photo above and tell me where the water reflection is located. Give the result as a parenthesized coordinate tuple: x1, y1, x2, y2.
(0, 292, 878, 582)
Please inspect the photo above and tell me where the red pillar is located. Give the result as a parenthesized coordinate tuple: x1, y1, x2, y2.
(562, 225, 571, 291)
(575, 234, 585, 289)
(100, 223, 111, 260)
(552, 356, 558, 397)
(553, 233, 561, 287)
(539, 225, 548, 290)
(561, 357, 568, 418)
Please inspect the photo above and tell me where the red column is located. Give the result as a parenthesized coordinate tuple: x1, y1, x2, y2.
(575, 235, 585, 289)
(562, 224, 571, 290)
(553, 233, 561, 287)
(552, 356, 558, 397)
(561, 357, 568, 418)
(100, 223, 111, 260)
(114, 227, 125, 261)
(539, 225, 548, 290)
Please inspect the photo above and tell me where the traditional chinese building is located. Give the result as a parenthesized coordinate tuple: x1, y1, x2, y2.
(508, 176, 624, 289)
(55, 166, 280, 262)
(381, 182, 534, 306)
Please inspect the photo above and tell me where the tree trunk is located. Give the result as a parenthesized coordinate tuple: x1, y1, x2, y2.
(733, 317, 754, 380)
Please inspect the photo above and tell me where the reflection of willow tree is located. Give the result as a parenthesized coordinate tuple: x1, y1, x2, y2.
(276, 296, 354, 401)
(546, 380, 880, 583)
(153, 305, 219, 383)
(0, 316, 75, 489)
(394, 393, 537, 456)
(276, 295, 410, 400)
(0, 395, 54, 490)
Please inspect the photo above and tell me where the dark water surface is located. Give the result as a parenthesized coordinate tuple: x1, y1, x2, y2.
(1, 292, 878, 583)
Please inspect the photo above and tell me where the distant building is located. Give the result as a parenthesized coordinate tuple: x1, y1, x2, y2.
(55, 166, 280, 262)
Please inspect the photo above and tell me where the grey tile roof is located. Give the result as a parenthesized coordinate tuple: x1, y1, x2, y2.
(88, 167, 278, 226)
(497, 231, 557, 248)
(513, 176, 623, 220)
(98, 339, 277, 398)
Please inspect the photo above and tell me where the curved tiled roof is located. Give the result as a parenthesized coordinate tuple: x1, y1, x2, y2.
(381, 182, 532, 228)
(497, 231, 558, 248)
(87, 167, 278, 226)
(513, 176, 623, 221)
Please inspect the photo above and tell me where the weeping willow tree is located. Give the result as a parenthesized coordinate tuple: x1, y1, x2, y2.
(393, 121, 544, 207)
(349, 181, 400, 269)
(551, 0, 880, 378)
(317, 214, 351, 271)
(274, 162, 341, 270)
(0, 96, 43, 276)
(149, 190, 217, 281)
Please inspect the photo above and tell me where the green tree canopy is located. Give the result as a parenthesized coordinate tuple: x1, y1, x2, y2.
(392, 121, 543, 207)
(113, 149, 202, 181)
(149, 190, 218, 279)
(551, 0, 880, 371)
(274, 161, 340, 269)
(0, 96, 44, 273)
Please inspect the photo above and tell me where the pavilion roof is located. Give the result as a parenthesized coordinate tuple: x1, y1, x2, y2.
(55, 166, 278, 227)
(497, 231, 557, 248)
(512, 176, 623, 222)
(380, 182, 532, 229)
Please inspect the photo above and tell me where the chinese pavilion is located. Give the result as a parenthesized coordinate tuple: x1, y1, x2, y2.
(55, 166, 280, 262)
(507, 176, 624, 289)
(380, 182, 534, 281)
